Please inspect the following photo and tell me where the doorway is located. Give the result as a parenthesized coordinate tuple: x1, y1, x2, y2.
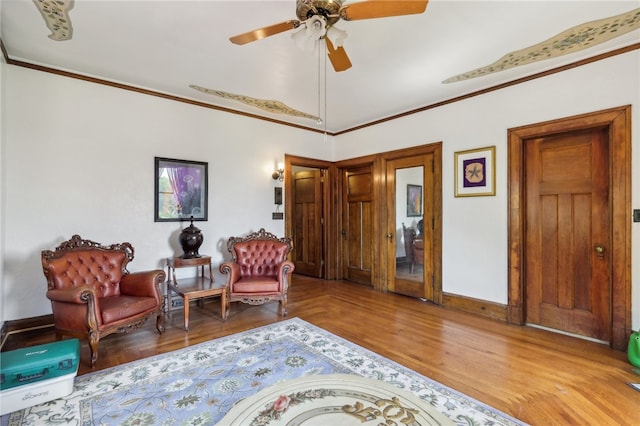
(286, 144, 442, 295)
(291, 167, 324, 278)
(285, 155, 334, 279)
(384, 145, 442, 302)
(387, 157, 429, 298)
(340, 164, 374, 286)
(507, 106, 631, 350)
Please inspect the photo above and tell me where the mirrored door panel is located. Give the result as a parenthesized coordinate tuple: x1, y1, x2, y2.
(395, 166, 424, 284)
(386, 153, 435, 301)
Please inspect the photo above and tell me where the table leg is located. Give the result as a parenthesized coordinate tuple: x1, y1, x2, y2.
(166, 283, 172, 316)
(221, 289, 227, 320)
(183, 295, 190, 331)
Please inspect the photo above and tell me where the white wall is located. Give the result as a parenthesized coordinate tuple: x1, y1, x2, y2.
(2, 50, 639, 332)
(334, 51, 640, 330)
(2, 65, 333, 321)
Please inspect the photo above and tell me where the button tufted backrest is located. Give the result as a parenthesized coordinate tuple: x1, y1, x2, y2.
(233, 240, 288, 277)
(226, 228, 293, 278)
(46, 250, 126, 297)
(42, 235, 134, 298)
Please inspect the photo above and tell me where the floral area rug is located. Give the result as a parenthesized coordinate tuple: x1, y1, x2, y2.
(2, 318, 526, 426)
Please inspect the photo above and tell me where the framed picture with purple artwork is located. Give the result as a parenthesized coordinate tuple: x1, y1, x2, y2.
(454, 146, 495, 197)
(406, 184, 422, 217)
(155, 157, 208, 222)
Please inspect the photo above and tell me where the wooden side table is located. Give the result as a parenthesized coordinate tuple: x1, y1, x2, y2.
(166, 255, 226, 331)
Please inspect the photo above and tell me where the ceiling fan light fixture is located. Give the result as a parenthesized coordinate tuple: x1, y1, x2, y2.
(306, 15, 327, 40)
(326, 25, 347, 47)
(230, 0, 428, 72)
(292, 15, 327, 52)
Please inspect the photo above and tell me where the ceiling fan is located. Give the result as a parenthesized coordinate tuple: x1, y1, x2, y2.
(229, 0, 429, 72)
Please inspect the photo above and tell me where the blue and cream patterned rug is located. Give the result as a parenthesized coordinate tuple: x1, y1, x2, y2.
(2, 318, 526, 425)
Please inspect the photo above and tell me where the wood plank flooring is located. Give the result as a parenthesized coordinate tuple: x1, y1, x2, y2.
(3, 275, 638, 425)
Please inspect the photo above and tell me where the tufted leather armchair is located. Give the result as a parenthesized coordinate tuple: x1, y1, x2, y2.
(42, 235, 166, 366)
(219, 228, 294, 318)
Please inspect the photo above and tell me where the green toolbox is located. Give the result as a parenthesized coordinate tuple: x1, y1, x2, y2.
(0, 338, 80, 415)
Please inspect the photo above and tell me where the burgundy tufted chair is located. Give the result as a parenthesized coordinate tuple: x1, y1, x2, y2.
(219, 228, 294, 318)
(42, 235, 166, 366)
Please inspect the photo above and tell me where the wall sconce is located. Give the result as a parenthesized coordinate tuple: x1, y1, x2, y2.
(272, 163, 284, 181)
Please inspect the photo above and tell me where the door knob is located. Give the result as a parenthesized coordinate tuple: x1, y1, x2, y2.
(386, 233, 393, 240)
(594, 245, 605, 259)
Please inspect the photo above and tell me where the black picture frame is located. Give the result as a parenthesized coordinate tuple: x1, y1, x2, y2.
(407, 184, 422, 217)
(274, 187, 283, 205)
(154, 157, 208, 222)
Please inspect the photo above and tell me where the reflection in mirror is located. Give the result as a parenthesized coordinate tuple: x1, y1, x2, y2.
(395, 166, 424, 283)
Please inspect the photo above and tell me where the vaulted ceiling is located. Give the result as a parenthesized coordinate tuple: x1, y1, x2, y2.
(2, 1, 639, 133)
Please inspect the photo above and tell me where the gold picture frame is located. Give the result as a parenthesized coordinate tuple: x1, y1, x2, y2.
(454, 146, 496, 197)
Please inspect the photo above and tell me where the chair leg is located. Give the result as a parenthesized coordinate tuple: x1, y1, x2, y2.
(156, 310, 165, 334)
(88, 332, 99, 367)
(279, 296, 288, 317)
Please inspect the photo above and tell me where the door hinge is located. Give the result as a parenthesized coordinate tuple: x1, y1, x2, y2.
(321, 217, 324, 225)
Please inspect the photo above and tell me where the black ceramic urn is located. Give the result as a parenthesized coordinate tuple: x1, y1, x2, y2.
(179, 217, 203, 259)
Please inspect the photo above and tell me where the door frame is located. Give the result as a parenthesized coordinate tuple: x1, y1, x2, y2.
(338, 162, 376, 286)
(507, 105, 632, 350)
(335, 154, 379, 284)
(384, 153, 437, 301)
(380, 143, 442, 300)
(284, 154, 335, 279)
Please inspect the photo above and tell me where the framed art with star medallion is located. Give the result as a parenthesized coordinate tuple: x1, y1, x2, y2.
(454, 146, 496, 197)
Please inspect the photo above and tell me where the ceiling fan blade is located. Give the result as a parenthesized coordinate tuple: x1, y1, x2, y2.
(325, 38, 352, 72)
(340, 0, 428, 21)
(230, 20, 301, 45)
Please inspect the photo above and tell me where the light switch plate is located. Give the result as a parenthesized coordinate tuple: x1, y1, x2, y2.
(633, 209, 640, 222)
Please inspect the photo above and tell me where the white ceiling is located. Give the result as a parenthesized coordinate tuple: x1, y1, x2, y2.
(2, 1, 639, 133)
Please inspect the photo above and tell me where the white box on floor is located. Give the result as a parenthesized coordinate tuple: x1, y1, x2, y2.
(0, 373, 76, 415)
(0, 339, 80, 416)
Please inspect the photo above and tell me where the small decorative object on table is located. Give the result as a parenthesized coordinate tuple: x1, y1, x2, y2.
(179, 216, 203, 259)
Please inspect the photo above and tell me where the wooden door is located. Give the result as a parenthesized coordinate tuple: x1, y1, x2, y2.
(292, 169, 324, 278)
(524, 127, 610, 341)
(341, 166, 373, 285)
(386, 154, 435, 300)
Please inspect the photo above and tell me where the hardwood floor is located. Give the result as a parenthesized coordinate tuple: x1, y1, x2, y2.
(3, 275, 638, 425)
